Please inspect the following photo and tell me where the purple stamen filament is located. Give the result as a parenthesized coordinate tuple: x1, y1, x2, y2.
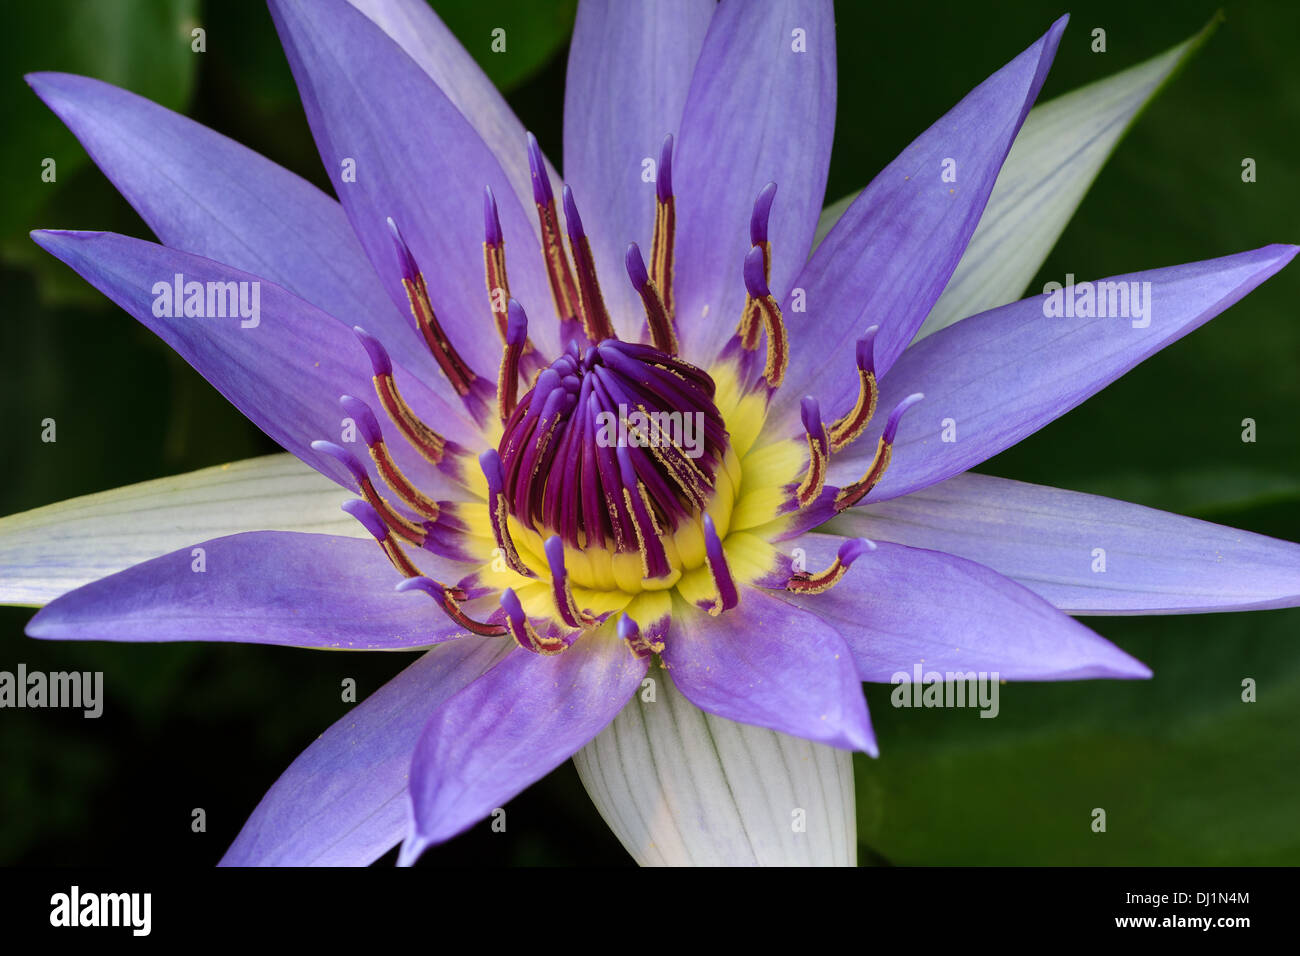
(651, 134, 676, 320)
(499, 340, 725, 557)
(702, 513, 738, 615)
(327, 131, 922, 657)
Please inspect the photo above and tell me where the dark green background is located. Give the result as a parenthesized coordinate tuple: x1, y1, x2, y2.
(1, 0, 1296, 866)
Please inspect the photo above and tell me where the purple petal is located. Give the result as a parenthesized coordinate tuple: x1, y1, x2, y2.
(30, 230, 477, 491)
(22, 72, 447, 396)
(672, 0, 836, 363)
(348, 0, 546, 227)
(562, 0, 714, 339)
(400, 635, 646, 860)
(776, 16, 1066, 419)
(222, 636, 510, 866)
(268, 0, 557, 366)
(26, 531, 470, 648)
(828, 245, 1299, 501)
(660, 588, 876, 754)
(780, 536, 1151, 681)
(832, 472, 1300, 615)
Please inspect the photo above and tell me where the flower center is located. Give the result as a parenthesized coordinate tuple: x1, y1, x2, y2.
(326, 131, 924, 657)
(498, 340, 727, 563)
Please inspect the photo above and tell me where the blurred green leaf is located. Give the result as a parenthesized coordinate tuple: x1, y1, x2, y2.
(857, 606, 1300, 864)
(2, 160, 149, 308)
(0, 0, 200, 241)
(433, 0, 575, 92)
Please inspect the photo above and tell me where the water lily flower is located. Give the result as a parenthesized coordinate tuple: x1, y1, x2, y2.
(8, 0, 1299, 867)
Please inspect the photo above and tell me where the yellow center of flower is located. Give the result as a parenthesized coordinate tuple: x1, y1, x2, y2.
(332, 133, 916, 657)
(466, 360, 802, 631)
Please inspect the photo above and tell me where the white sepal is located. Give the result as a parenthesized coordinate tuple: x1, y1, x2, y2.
(0, 453, 355, 606)
(814, 21, 1213, 341)
(574, 667, 856, 866)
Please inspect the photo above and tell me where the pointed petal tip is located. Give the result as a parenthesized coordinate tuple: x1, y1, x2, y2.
(24, 70, 54, 92)
(1226, 242, 1300, 276)
(1044, 13, 1070, 47)
(836, 713, 878, 756)
(395, 835, 425, 868)
(1063, 653, 1153, 682)
(1265, 242, 1300, 265)
(1038, 16, 1070, 79)
(1109, 653, 1154, 681)
(24, 606, 55, 641)
(29, 228, 92, 250)
(1026, 644, 1154, 682)
(850, 698, 879, 755)
(24, 608, 79, 643)
(23, 70, 86, 99)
